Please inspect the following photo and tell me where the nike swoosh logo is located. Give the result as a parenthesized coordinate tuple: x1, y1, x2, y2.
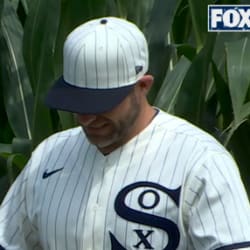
(42, 167, 64, 179)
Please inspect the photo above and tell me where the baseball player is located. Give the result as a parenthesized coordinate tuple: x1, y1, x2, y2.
(0, 17, 250, 250)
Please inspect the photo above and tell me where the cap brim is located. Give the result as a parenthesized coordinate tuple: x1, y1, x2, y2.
(45, 76, 135, 114)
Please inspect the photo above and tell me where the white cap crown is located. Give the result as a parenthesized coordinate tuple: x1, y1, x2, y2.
(63, 17, 149, 89)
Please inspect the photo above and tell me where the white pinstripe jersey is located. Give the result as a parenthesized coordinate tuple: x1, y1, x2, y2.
(1, 109, 250, 250)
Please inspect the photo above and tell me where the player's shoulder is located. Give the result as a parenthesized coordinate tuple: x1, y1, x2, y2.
(45, 126, 83, 143)
(23, 126, 86, 175)
(154, 109, 225, 152)
(31, 126, 85, 159)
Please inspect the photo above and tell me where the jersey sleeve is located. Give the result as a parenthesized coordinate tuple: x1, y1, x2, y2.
(0, 158, 42, 249)
(182, 150, 250, 250)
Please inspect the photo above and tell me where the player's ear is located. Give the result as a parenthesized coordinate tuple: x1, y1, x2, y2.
(136, 74, 154, 95)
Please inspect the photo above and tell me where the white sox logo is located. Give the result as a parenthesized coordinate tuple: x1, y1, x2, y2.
(109, 182, 181, 250)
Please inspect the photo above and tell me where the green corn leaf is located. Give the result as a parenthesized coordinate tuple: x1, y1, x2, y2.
(21, 0, 29, 14)
(226, 38, 250, 128)
(211, 61, 233, 128)
(12, 137, 32, 157)
(58, 111, 76, 131)
(23, 0, 61, 146)
(8, 0, 19, 10)
(0, 175, 9, 202)
(6, 153, 27, 183)
(172, 0, 192, 45)
(145, 0, 180, 102)
(175, 33, 217, 126)
(0, 0, 3, 18)
(188, 0, 212, 51)
(154, 56, 191, 113)
(0, 143, 12, 154)
(238, 102, 250, 122)
(114, 0, 154, 26)
(213, 32, 250, 82)
(0, 0, 33, 140)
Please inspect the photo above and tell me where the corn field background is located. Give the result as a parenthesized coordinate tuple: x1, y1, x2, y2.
(0, 0, 250, 201)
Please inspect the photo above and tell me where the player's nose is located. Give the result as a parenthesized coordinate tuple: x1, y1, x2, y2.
(76, 114, 97, 126)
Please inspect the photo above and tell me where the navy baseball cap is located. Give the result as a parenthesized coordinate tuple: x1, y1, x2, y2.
(45, 17, 149, 114)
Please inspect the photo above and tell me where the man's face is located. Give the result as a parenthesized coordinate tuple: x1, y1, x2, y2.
(76, 88, 140, 153)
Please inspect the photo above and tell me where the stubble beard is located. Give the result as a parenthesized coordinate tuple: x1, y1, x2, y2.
(84, 93, 140, 152)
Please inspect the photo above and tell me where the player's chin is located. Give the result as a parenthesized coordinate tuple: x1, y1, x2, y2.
(88, 138, 117, 150)
(84, 123, 114, 136)
(86, 132, 116, 147)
